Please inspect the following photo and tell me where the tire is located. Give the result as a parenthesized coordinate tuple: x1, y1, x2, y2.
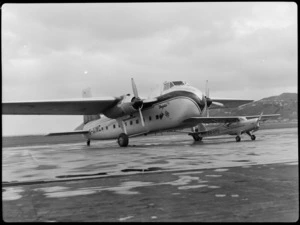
(87, 139, 90, 146)
(118, 133, 129, 147)
(251, 135, 256, 141)
(193, 135, 202, 141)
(235, 136, 241, 142)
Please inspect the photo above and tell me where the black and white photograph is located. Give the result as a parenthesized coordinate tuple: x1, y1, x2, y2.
(2, 2, 298, 222)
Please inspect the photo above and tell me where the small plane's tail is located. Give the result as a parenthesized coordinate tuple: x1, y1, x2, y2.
(82, 88, 100, 124)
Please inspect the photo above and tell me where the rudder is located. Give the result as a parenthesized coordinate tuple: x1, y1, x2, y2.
(82, 88, 100, 124)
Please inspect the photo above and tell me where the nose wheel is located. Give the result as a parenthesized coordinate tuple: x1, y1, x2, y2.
(246, 131, 256, 141)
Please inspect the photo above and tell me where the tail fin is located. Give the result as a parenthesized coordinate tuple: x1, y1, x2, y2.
(82, 88, 100, 124)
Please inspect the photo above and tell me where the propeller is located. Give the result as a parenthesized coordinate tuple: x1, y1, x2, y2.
(257, 112, 263, 127)
(253, 112, 263, 132)
(202, 80, 213, 117)
(131, 78, 145, 127)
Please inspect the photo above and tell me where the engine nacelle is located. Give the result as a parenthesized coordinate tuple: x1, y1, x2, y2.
(103, 94, 143, 118)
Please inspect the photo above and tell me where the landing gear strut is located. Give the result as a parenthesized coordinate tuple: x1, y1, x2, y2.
(87, 139, 90, 146)
(192, 134, 202, 142)
(246, 131, 256, 141)
(118, 133, 129, 147)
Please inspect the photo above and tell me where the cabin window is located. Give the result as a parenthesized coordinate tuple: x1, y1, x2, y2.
(149, 116, 152, 121)
(156, 115, 159, 120)
(130, 121, 133, 125)
(102, 127, 104, 131)
(106, 126, 108, 130)
(113, 124, 116, 129)
(136, 119, 139, 124)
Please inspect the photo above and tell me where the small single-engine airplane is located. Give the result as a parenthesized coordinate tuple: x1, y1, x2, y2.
(185, 112, 280, 142)
(2, 78, 278, 147)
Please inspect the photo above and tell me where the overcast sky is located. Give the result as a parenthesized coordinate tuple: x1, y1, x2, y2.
(2, 2, 297, 136)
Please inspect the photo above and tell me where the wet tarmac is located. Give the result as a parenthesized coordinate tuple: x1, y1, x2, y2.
(2, 128, 299, 222)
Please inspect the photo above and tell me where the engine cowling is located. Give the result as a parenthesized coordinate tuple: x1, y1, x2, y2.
(103, 94, 143, 118)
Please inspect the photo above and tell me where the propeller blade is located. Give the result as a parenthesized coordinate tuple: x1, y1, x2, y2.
(212, 101, 224, 107)
(258, 112, 263, 121)
(205, 80, 210, 117)
(205, 80, 209, 97)
(131, 78, 145, 127)
(207, 105, 209, 117)
(138, 108, 145, 127)
(202, 94, 208, 117)
(131, 78, 139, 98)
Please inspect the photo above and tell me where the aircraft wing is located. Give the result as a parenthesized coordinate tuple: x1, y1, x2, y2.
(2, 97, 120, 115)
(245, 114, 281, 121)
(47, 130, 90, 136)
(210, 98, 253, 109)
(183, 114, 281, 126)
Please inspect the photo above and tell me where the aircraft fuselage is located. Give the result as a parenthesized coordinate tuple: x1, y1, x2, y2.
(83, 86, 204, 140)
(198, 118, 259, 137)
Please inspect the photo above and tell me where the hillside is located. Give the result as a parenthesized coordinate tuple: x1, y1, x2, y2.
(209, 93, 298, 121)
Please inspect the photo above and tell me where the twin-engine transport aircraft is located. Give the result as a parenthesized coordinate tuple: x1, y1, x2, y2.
(4, 78, 267, 147)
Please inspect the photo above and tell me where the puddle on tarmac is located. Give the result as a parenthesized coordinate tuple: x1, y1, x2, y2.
(178, 184, 208, 190)
(173, 171, 203, 175)
(119, 216, 134, 221)
(214, 168, 229, 172)
(2, 187, 24, 201)
(205, 174, 222, 177)
(215, 194, 226, 197)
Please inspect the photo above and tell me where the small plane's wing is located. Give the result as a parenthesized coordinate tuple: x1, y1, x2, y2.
(183, 114, 281, 126)
(2, 97, 120, 115)
(210, 98, 253, 108)
(47, 130, 90, 136)
(245, 114, 281, 121)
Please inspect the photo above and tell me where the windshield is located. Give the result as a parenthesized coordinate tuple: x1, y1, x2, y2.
(163, 81, 186, 91)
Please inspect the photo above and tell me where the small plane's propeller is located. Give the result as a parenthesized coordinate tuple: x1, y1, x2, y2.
(253, 112, 263, 132)
(257, 112, 263, 127)
(131, 78, 145, 127)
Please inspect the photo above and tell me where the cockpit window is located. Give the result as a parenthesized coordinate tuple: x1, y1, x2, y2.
(172, 81, 185, 86)
(163, 81, 186, 91)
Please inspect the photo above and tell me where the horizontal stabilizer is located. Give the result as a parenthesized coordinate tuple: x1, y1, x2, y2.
(47, 130, 90, 136)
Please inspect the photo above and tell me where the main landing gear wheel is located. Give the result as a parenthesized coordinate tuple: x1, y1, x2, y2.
(87, 139, 90, 146)
(235, 136, 241, 142)
(251, 134, 256, 141)
(192, 135, 202, 142)
(118, 133, 129, 147)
